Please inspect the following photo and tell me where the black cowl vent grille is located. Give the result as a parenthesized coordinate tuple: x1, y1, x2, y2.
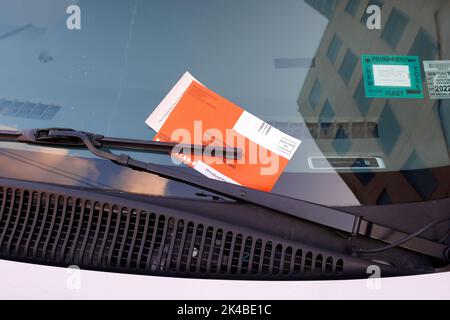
(0, 186, 346, 279)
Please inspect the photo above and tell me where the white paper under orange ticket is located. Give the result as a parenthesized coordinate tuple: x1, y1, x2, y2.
(145, 72, 301, 191)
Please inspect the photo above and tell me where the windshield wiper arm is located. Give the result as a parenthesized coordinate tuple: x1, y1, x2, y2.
(0, 128, 448, 261)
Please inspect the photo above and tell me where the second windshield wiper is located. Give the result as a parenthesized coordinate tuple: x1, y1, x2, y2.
(0, 127, 448, 261)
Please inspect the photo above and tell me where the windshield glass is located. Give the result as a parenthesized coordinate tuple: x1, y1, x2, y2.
(1, 0, 449, 206)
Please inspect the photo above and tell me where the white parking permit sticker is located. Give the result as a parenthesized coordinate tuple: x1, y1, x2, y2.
(423, 60, 450, 99)
(373, 64, 411, 87)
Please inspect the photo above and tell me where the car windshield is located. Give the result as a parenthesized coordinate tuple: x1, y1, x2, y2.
(1, 0, 449, 206)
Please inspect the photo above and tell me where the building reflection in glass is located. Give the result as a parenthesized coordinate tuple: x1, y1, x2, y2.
(295, 0, 450, 204)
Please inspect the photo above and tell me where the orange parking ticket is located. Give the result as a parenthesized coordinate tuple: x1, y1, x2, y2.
(145, 72, 301, 191)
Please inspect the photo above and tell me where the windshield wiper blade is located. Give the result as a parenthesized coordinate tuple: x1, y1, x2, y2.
(10, 128, 242, 159)
(0, 128, 448, 261)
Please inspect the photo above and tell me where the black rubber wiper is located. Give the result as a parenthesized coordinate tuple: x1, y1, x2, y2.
(0, 128, 241, 159)
(0, 128, 448, 261)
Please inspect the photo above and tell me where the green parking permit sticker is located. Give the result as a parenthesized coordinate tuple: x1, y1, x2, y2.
(361, 55, 424, 99)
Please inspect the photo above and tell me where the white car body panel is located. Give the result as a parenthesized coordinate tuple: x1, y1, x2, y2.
(0, 260, 449, 300)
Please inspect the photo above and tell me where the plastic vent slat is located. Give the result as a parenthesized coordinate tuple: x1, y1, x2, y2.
(193, 226, 207, 272)
(185, 223, 198, 272)
(0, 189, 9, 238)
(199, 226, 213, 273)
(143, 214, 159, 270)
(246, 238, 256, 274)
(283, 247, 293, 275)
(251, 239, 263, 275)
(204, 228, 218, 272)
(68, 200, 85, 262)
(0, 189, 5, 216)
(44, 195, 60, 258)
(5, 190, 24, 253)
(0, 189, 14, 245)
(59, 198, 77, 262)
(50, 197, 68, 262)
(304, 251, 313, 272)
(268, 242, 276, 274)
(185, 223, 196, 272)
(325, 256, 333, 273)
(126, 210, 141, 268)
(141, 214, 156, 269)
(289, 248, 297, 274)
(152, 217, 167, 270)
(273, 244, 283, 275)
(165, 218, 178, 272)
(0, 189, 17, 249)
(96, 205, 112, 266)
(235, 235, 246, 274)
(23, 193, 42, 258)
(145, 214, 162, 270)
(210, 229, 223, 273)
(135, 212, 150, 269)
(6, 190, 26, 254)
(13, 191, 34, 256)
(41, 195, 59, 259)
(36, 194, 52, 258)
(225, 233, 237, 274)
(315, 254, 324, 273)
(153, 216, 169, 271)
(168, 219, 182, 270)
(106, 206, 122, 266)
(161, 218, 175, 271)
(116, 207, 131, 267)
(124, 209, 138, 267)
(50, 196, 66, 260)
(179, 222, 193, 272)
(86, 203, 103, 265)
(33, 193, 51, 258)
(175, 220, 189, 271)
(261, 241, 272, 274)
(218, 231, 230, 274)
